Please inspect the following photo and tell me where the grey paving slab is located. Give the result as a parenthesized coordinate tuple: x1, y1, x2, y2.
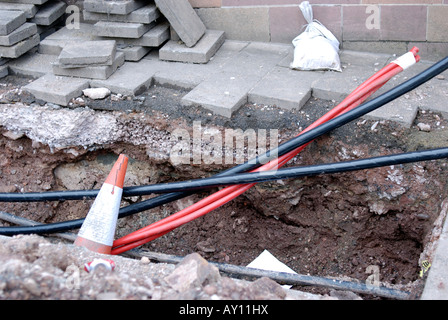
(7, 51, 56, 78)
(83, 4, 160, 24)
(53, 51, 125, 80)
(30, 0, 65, 26)
(38, 23, 99, 55)
(83, 0, 145, 15)
(117, 44, 150, 62)
(0, 33, 39, 58)
(23, 73, 90, 106)
(90, 59, 158, 96)
(0, 3, 37, 19)
(159, 30, 225, 64)
(154, 0, 205, 48)
(181, 42, 290, 117)
(0, 0, 48, 4)
(57, 40, 117, 67)
(249, 67, 321, 111)
(0, 22, 37, 46)
(0, 10, 26, 36)
(94, 20, 153, 39)
(110, 22, 169, 47)
(311, 51, 393, 102)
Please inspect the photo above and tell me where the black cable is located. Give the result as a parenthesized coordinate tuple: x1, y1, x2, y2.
(1, 56, 448, 235)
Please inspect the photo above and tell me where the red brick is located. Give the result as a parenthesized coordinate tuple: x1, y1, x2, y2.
(380, 5, 427, 41)
(362, 0, 441, 3)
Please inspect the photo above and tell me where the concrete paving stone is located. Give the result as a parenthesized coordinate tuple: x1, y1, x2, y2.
(363, 99, 418, 128)
(53, 51, 125, 80)
(0, 3, 37, 19)
(0, 10, 26, 36)
(0, 64, 7, 78)
(23, 73, 90, 106)
(94, 21, 153, 39)
(7, 51, 56, 78)
(0, 57, 8, 66)
(38, 23, 98, 55)
(151, 40, 248, 90)
(249, 67, 321, 111)
(154, 0, 206, 48)
(112, 21, 170, 47)
(311, 50, 393, 102)
(117, 44, 150, 62)
(159, 29, 225, 64)
(30, 0, 65, 26)
(0, 0, 47, 4)
(0, 33, 39, 58)
(90, 59, 158, 96)
(0, 22, 37, 46)
(181, 42, 290, 117)
(83, 4, 160, 24)
(83, 0, 145, 15)
(57, 40, 117, 67)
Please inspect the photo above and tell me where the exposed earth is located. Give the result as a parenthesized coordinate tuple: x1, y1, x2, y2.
(1, 74, 448, 300)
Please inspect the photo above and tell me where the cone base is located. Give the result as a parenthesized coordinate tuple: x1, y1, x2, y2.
(74, 236, 112, 255)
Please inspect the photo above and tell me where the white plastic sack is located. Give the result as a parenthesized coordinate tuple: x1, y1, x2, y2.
(291, 1, 341, 72)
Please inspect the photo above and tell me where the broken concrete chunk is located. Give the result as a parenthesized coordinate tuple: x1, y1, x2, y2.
(164, 253, 221, 292)
(154, 0, 206, 47)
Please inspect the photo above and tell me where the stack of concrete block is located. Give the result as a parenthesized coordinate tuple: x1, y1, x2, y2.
(52, 39, 125, 80)
(83, 0, 170, 62)
(155, 0, 225, 64)
(30, 0, 66, 37)
(0, 9, 38, 60)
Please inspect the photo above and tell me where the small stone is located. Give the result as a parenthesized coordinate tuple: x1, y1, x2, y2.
(83, 88, 111, 100)
(417, 123, 431, 132)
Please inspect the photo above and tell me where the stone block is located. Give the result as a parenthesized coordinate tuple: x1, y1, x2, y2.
(94, 21, 153, 39)
(52, 51, 125, 80)
(57, 40, 117, 67)
(154, 0, 206, 47)
(112, 22, 170, 47)
(380, 5, 427, 41)
(8, 51, 57, 78)
(0, 3, 37, 19)
(83, 4, 160, 24)
(249, 67, 319, 110)
(159, 29, 225, 64)
(427, 6, 448, 42)
(117, 44, 150, 62)
(83, 0, 145, 15)
(90, 59, 157, 96)
(196, 7, 270, 42)
(0, 10, 27, 36)
(23, 73, 90, 106)
(0, 22, 37, 46)
(0, 33, 39, 58)
(30, 0, 65, 26)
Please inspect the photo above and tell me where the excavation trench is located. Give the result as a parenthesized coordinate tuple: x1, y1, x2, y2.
(1, 79, 448, 298)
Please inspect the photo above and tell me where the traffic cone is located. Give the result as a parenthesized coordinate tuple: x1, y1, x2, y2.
(74, 154, 129, 254)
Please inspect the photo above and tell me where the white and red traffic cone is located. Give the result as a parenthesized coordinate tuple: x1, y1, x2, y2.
(74, 154, 129, 254)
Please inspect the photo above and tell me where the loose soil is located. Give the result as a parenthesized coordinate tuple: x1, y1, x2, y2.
(1, 75, 448, 299)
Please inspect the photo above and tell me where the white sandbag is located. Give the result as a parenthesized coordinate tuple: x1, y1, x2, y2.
(291, 1, 341, 72)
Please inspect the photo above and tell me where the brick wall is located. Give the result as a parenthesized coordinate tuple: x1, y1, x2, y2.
(188, 0, 448, 60)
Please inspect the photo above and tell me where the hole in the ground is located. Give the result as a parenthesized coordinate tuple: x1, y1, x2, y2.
(1, 77, 448, 299)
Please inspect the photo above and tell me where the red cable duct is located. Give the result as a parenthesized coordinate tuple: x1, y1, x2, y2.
(111, 48, 420, 255)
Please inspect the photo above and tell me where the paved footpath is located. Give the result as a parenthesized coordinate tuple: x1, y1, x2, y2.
(7, 37, 448, 125)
